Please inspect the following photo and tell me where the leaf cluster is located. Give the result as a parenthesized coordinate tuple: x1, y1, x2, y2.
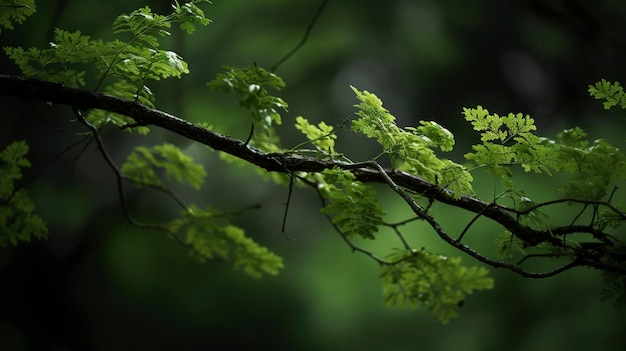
(350, 86, 473, 198)
(4, 1, 211, 133)
(165, 206, 283, 278)
(319, 168, 384, 240)
(463, 106, 550, 184)
(380, 249, 494, 324)
(294, 116, 336, 153)
(117, 140, 282, 278)
(4, 1, 626, 325)
(0, 141, 47, 246)
(589, 79, 626, 110)
(462, 103, 626, 202)
(208, 65, 288, 151)
(550, 128, 626, 199)
(0, 0, 35, 33)
(121, 143, 207, 190)
(2, 2, 286, 280)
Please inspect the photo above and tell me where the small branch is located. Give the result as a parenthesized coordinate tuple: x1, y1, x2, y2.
(298, 174, 390, 265)
(73, 108, 137, 225)
(368, 161, 590, 278)
(517, 253, 561, 265)
(121, 175, 189, 210)
(280, 172, 296, 240)
(513, 197, 626, 220)
(270, 0, 329, 73)
(457, 202, 496, 242)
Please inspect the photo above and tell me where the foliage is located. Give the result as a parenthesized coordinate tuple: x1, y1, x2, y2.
(3, 0, 210, 134)
(208, 65, 288, 151)
(494, 231, 527, 260)
(0, 0, 35, 33)
(380, 249, 493, 324)
(463, 104, 626, 201)
(351, 86, 473, 198)
(2, 1, 626, 325)
(589, 79, 626, 110)
(463, 105, 550, 189)
(550, 128, 626, 199)
(0, 140, 48, 246)
(121, 143, 207, 190)
(319, 167, 384, 240)
(294, 116, 337, 152)
(165, 205, 283, 278)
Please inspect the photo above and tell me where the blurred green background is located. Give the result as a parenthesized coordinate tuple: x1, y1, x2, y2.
(1, 0, 626, 349)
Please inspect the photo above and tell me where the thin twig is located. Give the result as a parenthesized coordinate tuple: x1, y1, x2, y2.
(270, 0, 330, 73)
(280, 172, 296, 240)
(297, 174, 390, 265)
(73, 108, 136, 224)
(368, 161, 590, 278)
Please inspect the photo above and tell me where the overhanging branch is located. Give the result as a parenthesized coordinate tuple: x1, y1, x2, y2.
(0, 74, 601, 249)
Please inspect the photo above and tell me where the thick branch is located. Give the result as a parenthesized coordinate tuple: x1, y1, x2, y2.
(0, 75, 586, 247)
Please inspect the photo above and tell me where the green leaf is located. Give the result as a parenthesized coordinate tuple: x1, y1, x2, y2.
(166, 206, 283, 277)
(0, 140, 29, 198)
(0, 0, 36, 33)
(112, 6, 171, 48)
(294, 116, 336, 152)
(464, 106, 551, 188)
(494, 231, 526, 259)
(4, 2, 207, 109)
(208, 65, 287, 123)
(551, 130, 626, 199)
(3, 29, 93, 87)
(208, 65, 288, 150)
(350, 87, 474, 197)
(121, 143, 207, 190)
(171, 0, 212, 34)
(589, 79, 626, 110)
(0, 140, 48, 247)
(599, 244, 626, 309)
(380, 249, 494, 324)
(319, 168, 384, 240)
(412, 120, 455, 152)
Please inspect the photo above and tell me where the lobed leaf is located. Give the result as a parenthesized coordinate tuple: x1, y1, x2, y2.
(320, 168, 384, 240)
(351, 87, 474, 197)
(0, 0, 35, 33)
(0, 141, 48, 247)
(589, 79, 626, 110)
(171, 0, 212, 34)
(166, 206, 283, 278)
(294, 116, 336, 152)
(208, 65, 288, 150)
(380, 249, 494, 324)
(121, 143, 207, 190)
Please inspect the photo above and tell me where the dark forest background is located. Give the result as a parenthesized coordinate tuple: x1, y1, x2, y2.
(1, 0, 626, 350)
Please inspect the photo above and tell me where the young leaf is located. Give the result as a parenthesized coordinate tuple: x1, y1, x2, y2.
(464, 106, 551, 189)
(589, 79, 626, 110)
(294, 116, 336, 152)
(350, 87, 474, 197)
(171, 0, 212, 34)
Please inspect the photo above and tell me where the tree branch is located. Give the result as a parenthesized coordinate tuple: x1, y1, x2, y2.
(0, 74, 608, 251)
